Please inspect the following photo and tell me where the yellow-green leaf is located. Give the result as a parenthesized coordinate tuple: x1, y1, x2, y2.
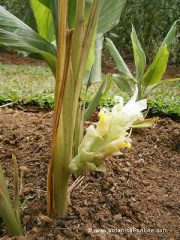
(132, 118, 157, 128)
(131, 25, 146, 81)
(143, 44, 169, 88)
(31, 0, 55, 42)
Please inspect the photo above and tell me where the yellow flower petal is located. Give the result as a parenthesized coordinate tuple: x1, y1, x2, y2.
(117, 142, 131, 149)
(96, 111, 110, 136)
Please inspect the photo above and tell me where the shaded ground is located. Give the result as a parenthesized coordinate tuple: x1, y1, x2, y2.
(102, 57, 180, 79)
(0, 109, 179, 240)
(0, 52, 47, 67)
(0, 51, 179, 78)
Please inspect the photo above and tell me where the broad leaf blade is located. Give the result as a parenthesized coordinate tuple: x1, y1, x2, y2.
(112, 74, 133, 93)
(106, 38, 135, 81)
(161, 20, 179, 49)
(38, 0, 50, 8)
(131, 26, 146, 81)
(98, 0, 126, 34)
(89, 33, 104, 83)
(0, 6, 56, 74)
(31, 0, 55, 42)
(143, 44, 169, 88)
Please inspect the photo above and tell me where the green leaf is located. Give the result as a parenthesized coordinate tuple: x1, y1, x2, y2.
(31, 0, 55, 42)
(68, 0, 78, 28)
(89, 33, 104, 83)
(0, 165, 23, 236)
(38, 0, 50, 8)
(143, 44, 169, 88)
(157, 78, 180, 85)
(132, 118, 157, 128)
(31, 0, 58, 38)
(37, 0, 94, 29)
(98, 0, 126, 34)
(12, 154, 21, 226)
(68, 0, 93, 29)
(0, 165, 11, 205)
(84, 76, 112, 120)
(50, 0, 59, 38)
(82, 0, 126, 81)
(131, 25, 146, 81)
(106, 38, 135, 81)
(112, 74, 133, 93)
(0, 6, 56, 74)
(161, 20, 179, 49)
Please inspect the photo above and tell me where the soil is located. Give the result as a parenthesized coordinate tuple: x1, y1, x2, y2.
(102, 57, 180, 79)
(0, 52, 47, 67)
(0, 108, 179, 240)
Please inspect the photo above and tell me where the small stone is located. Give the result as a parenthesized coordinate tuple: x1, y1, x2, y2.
(125, 219, 132, 223)
(125, 161, 131, 167)
(173, 129, 179, 136)
(19, 165, 31, 174)
(120, 176, 126, 182)
(32, 227, 38, 233)
(122, 167, 129, 173)
(131, 197, 136, 202)
(114, 213, 122, 222)
(142, 180, 150, 186)
(135, 159, 145, 165)
(37, 214, 53, 225)
(22, 187, 32, 194)
(140, 223, 146, 228)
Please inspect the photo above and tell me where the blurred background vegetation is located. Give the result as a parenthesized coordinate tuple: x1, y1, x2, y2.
(0, 63, 179, 118)
(0, 0, 179, 64)
(0, 0, 35, 28)
(0, 0, 179, 119)
(107, 0, 180, 65)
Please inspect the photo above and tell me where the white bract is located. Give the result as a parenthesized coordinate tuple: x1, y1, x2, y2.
(69, 89, 147, 174)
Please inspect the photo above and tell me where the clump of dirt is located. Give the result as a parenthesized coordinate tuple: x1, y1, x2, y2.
(0, 109, 179, 240)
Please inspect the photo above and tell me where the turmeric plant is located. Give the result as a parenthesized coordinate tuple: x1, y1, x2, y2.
(106, 21, 179, 99)
(0, 0, 127, 217)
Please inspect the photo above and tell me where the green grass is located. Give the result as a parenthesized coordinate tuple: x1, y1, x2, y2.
(0, 63, 179, 118)
(86, 77, 180, 118)
(148, 83, 180, 118)
(0, 63, 54, 107)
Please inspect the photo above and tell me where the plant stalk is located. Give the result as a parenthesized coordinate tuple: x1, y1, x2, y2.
(0, 188, 23, 236)
(47, 0, 75, 216)
(0, 165, 23, 236)
(47, 0, 100, 217)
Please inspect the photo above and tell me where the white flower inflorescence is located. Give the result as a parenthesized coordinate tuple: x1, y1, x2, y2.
(69, 89, 147, 174)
